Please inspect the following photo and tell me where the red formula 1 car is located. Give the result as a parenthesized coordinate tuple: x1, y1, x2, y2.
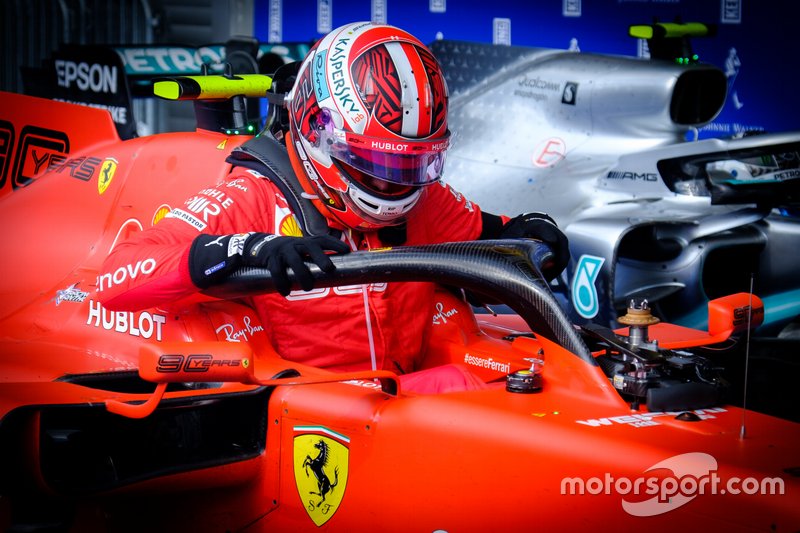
(0, 77, 798, 532)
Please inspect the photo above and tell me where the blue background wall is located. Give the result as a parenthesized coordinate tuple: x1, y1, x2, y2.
(253, 0, 796, 138)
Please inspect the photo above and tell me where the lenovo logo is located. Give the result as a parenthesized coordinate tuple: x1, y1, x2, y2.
(97, 258, 157, 291)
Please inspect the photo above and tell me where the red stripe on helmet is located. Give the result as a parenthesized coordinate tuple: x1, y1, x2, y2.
(399, 41, 430, 138)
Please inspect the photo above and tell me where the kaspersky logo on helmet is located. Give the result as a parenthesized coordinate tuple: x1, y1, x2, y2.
(328, 38, 361, 115)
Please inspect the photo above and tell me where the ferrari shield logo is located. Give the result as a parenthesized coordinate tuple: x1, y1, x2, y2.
(97, 157, 118, 195)
(293, 426, 349, 526)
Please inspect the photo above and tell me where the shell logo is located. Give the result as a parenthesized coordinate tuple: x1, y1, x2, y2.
(97, 157, 119, 194)
(279, 215, 303, 237)
(151, 204, 171, 226)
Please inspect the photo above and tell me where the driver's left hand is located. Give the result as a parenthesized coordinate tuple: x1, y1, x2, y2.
(501, 212, 570, 281)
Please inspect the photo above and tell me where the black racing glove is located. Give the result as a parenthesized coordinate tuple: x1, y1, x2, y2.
(189, 232, 350, 296)
(241, 233, 350, 296)
(500, 212, 570, 281)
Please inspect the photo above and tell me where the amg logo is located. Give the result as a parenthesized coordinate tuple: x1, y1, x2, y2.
(606, 171, 658, 181)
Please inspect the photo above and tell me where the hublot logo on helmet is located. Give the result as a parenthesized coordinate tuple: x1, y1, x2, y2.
(371, 141, 408, 152)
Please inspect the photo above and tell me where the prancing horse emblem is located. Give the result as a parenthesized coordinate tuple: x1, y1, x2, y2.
(303, 439, 339, 506)
(293, 427, 350, 527)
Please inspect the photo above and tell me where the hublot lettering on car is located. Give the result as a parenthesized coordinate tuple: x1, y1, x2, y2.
(86, 300, 166, 341)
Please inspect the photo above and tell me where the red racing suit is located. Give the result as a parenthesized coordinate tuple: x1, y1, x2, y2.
(98, 166, 487, 374)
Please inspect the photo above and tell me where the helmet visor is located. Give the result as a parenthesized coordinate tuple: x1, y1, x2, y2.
(329, 130, 449, 186)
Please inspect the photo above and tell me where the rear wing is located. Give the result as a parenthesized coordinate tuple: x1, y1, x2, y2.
(113, 41, 311, 96)
(629, 21, 716, 63)
(21, 45, 137, 140)
(3, 39, 309, 200)
(0, 71, 276, 200)
(0, 91, 120, 199)
(20, 40, 311, 140)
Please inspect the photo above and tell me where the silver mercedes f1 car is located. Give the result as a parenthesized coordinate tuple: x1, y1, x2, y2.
(432, 24, 800, 336)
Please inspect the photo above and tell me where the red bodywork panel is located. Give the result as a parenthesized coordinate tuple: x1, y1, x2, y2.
(0, 92, 797, 532)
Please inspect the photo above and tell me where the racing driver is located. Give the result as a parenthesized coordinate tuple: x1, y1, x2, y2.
(98, 21, 569, 393)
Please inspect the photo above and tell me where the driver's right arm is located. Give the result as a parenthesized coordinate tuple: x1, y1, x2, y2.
(98, 169, 277, 312)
